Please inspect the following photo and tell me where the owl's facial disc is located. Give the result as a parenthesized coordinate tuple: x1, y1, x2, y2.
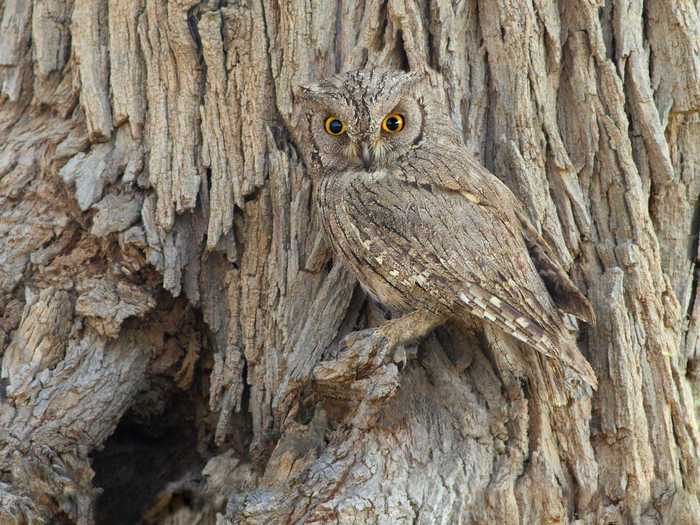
(298, 69, 424, 171)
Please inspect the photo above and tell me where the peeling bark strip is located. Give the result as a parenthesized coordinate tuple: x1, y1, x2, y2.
(72, 0, 113, 141)
(140, 0, 203, 231)
(1, 1, 699, 523)
(108, 0, 146, 139)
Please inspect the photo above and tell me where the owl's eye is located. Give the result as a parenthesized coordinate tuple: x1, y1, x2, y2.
(324, 116, 346, 136)
(381, 113, 405, 133)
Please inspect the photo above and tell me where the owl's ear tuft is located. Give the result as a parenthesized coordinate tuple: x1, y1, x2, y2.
(394, 70, 425, 94)
(380, 70, 425, 103)
(293, 84, 313, 101)
(294, 83, 328, 109)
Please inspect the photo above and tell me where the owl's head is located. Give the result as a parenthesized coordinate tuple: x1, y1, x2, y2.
(296, 69, 430, 172)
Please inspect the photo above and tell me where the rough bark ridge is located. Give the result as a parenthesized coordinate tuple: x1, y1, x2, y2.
(0, 1, 699, 524)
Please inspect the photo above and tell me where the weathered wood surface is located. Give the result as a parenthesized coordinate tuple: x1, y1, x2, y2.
(0, 1, 699, 524)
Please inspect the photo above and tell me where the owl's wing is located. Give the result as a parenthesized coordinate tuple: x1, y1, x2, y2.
(403, 146, 596, 323)
(341, 166, 596, 387)
(516, 210, 596, 324)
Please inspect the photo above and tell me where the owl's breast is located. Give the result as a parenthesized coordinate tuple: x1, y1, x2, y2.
(316, 171, 414, 312)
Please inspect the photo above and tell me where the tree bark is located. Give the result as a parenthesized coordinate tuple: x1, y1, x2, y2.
(1, 1, 699, 524)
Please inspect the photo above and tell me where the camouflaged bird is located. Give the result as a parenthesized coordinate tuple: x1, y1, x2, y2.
(297, 69, 597, 387)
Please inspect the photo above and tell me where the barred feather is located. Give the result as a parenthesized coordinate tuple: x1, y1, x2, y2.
(458, 284, 596, 387)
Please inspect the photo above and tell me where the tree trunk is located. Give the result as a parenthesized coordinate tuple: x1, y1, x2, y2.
(1, 1, 699, 523)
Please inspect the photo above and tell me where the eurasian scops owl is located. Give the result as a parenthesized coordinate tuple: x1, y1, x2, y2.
(297, 69, 597, 388)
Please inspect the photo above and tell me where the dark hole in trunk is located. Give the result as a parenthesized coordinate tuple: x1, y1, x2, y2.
(91, 381, 203, 525)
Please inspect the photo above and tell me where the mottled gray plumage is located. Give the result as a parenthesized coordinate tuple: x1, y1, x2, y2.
(298, 69, 597, 387)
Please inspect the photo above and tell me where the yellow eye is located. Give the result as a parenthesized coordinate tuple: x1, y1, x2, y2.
(381, 113, 405, 133)
(324, 116, 346, 136)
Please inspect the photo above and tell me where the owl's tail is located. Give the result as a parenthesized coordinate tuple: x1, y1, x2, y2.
(457, 289, 597, 388)
(538, 329, 598, 390)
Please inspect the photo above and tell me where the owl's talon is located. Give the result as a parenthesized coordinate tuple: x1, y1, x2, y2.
(390, 344, 418, 370)
(392, 346, 407, 369)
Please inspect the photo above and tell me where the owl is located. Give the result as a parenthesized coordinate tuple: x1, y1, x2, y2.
(297, 69, 597, 388)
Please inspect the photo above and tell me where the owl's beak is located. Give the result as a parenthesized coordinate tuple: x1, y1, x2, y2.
(360, 143, 373, 170)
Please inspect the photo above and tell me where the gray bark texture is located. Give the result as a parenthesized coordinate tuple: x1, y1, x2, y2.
(0, 1, 699, 524)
